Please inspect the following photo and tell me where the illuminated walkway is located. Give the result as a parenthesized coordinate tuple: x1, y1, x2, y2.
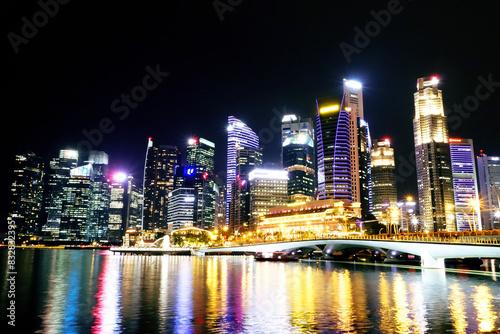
(196, 236, 500, 269)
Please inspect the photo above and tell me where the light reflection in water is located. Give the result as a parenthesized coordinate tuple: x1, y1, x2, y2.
(448, 283, 468, 334)
(333, 269, 354, 332)
(174, 257, 193, 333)
(473, 284, 498, 333)
(393, 273, 412, 333)
(378, 272, 393, 332)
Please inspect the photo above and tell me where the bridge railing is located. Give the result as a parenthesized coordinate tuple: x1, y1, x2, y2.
(206, 232, 499, 249)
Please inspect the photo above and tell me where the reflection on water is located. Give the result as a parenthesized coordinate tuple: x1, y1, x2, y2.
(2, 250, 500, 333)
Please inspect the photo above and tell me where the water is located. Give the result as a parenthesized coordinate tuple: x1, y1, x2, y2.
(1, 249, 500, 333)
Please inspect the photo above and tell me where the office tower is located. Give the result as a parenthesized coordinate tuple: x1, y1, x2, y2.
(107, 173, 129, 243)
(174, 165, 218, 230)
(42, 149, 79, 237)
(186, 137, 215, 173)
(449, 138, 482, 231)
(185, 137, 217, 229)
(413, 76, 455, 232)
(167, 188, 196, 230)
(477, 153, 500, 230)
(281, 114, 315, 202)
(7, 152, 45, 235)
(59, 164, 93, 240)
(126, 176, 143, 231)
(143, 138, 178, 230)
(87, 150, 110, 241)
(226, 116, 260, 224)
(248, 169, 288, 230)
(397, 197, 417, 233)
(358, 119, 372, 216)
(214, 174, 226, 229)
(316, 97, 351, 200)
(370, 139, 398, 221)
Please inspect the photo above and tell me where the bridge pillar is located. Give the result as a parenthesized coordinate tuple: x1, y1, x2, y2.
(419, 248, 444, 269)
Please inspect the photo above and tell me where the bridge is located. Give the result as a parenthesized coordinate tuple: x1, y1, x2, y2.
(195, 236, 500, 269)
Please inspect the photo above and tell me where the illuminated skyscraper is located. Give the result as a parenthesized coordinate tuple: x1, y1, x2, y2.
(186, 137, 215, 173)
(413, 76, 455, 232)
(7, 152, 45, 235)
(87, 150, 110, 241)
(42, 149, 78, 237)
(477, 153, 500, 230)
(370, 139, 397, 221)
(449, 138, 481, 231)
(281, 115, 315, 202)
(226, 116, 259, 224)
(249, 169, 288, 229)
(143, 138, 178, 230)
(316, 97, 351, 200)
(167, 188, 196, 230)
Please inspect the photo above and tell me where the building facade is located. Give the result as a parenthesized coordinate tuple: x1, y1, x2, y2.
(370, 139, 398, 222)
(167, 187, 196, 231)
(281, 114, 315, 202)
(413, 76, 455, 232)
(449, 138, 481, 231)
(477, 153, 500, 230)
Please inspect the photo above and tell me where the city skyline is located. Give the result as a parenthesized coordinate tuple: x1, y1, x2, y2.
(4, 1, 500, 229)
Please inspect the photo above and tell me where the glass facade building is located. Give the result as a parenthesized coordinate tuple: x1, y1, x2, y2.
(413, 76, 455, 232)
(167, 187, 196, 230)
(477, 153, 500, 230)
(281, 115, 315, 202)
(449, 138, 481, 231)
(370, 139, 397, 221)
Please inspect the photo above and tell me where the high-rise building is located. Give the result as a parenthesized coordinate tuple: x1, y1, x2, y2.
(358, 119, 372, 216)
(316, 97, 351, 200)
(281, 114, 315, 202)
(186, 137, 215, 173)
(477, 153, 500, 230)
(449, 138, 482, 231)
(42, 149, 79, 237)
(125, 175, 143, 231)
(143, 138, 178, 230)
(7, 152, 45, 235)
(413, 76, 455, 232)
(226, 116, 260, 224)
(248, 169, 288, 230)
(59, 164, 93, 240)
(167, 187, 196, 230)
(87, 150, 110, 241)
(370, 139, 397, 221)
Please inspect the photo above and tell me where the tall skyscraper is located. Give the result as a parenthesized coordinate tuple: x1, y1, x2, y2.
(248, 169, 288, 230)
(186, 137, 215, 173)
(358, 119, 372, 216)
(316, 97, 351, 200)
(42, 149, 78, 237)
(370, 138, 397, 221)
(87, 150, 110, 241)
(449, 138, 482, 231)
(477, 153, 500, 230)
(226, 116, 259, 224)
(125, 175, 143, 231)
(8, 152, 45, 235)
(413, 76, 455, 232)
(59, 164, 93, 240)
(281, 114, 315, 202)
(143, 138, 178, 230)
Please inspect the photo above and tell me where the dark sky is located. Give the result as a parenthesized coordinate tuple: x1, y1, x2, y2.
(3, 1, 500, 221)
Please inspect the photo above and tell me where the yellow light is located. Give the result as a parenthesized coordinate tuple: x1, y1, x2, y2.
(406, 196, 413, 201)
(320, 105, 339, 113)
(223, 226, 228, 231)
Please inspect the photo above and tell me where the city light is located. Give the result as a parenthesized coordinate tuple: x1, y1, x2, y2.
(113, 172, 128, 182)
(188, 138, 198, 145)
(320, 105, 339, 113)
(344, 79, 362, 89)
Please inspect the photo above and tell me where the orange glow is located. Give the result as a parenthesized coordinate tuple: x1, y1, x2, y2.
(449, 138, 462, 143)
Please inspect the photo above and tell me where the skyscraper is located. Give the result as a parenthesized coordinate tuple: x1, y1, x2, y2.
(449, 138, 482, 231)
(87, 150, 110, 241)
(186, 137, 215, 173)
(358, 119, 372, 216)
(226, 116, 259, 224)
(42, 149, 78, 237)
(316, 97, 351, 200)
(8, 152, 45, 235)
(143, 138, 178, 230)
(281, 114, 315, 202)
(370, 138, 397, 221)
(413, 76, 455, 232)
(477, 153, 500, 230)
(167, 187, 196, 230)
(248, 169, 288, 230)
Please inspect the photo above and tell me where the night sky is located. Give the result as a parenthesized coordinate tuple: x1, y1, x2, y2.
(3, 1, 500, 224)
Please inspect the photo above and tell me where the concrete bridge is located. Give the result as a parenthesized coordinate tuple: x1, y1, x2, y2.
(195, 238, 500, 269)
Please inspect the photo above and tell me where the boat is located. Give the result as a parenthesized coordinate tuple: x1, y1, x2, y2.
(254, 251, 299, 262)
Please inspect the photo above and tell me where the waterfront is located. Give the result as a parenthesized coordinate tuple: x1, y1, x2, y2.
(1, 249, 500, 333)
